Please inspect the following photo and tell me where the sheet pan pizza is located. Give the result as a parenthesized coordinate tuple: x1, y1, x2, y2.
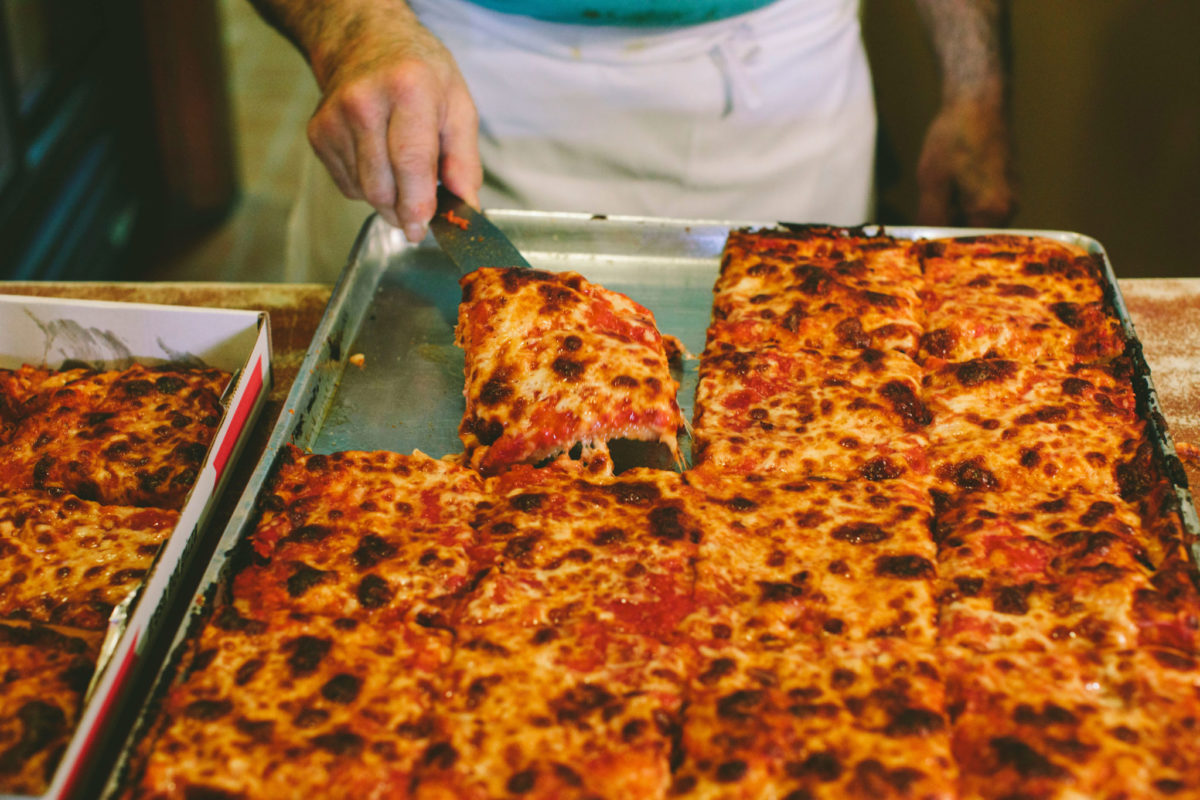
(126, 229, 1200, 799)
(0, 363, 230, 795)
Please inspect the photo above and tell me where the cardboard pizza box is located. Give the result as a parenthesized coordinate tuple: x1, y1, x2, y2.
(0, 294, 272, 800)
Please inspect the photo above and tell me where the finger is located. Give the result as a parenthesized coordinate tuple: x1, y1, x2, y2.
(439, 89, 483, 209)
(349, 109, 402, 229)
(916, 166, 954, 228)
(307, 110, 364, 202)
(963, 172, 1017, 228)
(965, 193, 1016, 228)
(386, 97, 441, 243)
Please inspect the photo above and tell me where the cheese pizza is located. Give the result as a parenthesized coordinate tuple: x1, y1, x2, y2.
(133, 607, 454, 799)
(917, 235, 1126, 365)
(934, 488, 1200, 653)
(413, 618, 687, 800)
(708, 227, 925, 358)
(923, 357, 1147, 498)
(0, 358, 231, 795)
(455, 267, 685, 476)
(237, 446, 485, 624)
(0, 363, 230, 509)
(691, 344, 930, 481)
(683, 467, 939, 647)
(673, 637, 956, 800)
(121, 228, 1200, 800)
(462, 461, 701, 636)
(946, 646, 1200, 798)
(0, 621, 99, 795)
(0, 488, 177, 630)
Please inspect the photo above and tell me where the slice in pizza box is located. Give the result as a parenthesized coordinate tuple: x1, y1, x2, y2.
(0, 293, 272, 800)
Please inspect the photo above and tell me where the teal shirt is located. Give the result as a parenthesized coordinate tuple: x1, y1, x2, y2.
(460, 0, 778, 26)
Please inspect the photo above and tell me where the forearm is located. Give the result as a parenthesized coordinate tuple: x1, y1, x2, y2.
(912, 0, 1009, 105)
(248, 0, 482, 237)
(911, 0, 1015, 225)
(246, 0, 422, 87)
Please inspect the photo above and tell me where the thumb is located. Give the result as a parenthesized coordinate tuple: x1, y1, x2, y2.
(917, 167, 954, 227)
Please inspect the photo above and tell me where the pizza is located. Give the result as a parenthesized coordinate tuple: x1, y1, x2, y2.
(0, 365, 94, 413)
(683, 468, 939, 647)
(691, 344, 930, 481)
(121, 229, 1200, 799)
(135, 455, 705, 799)
(0, 488, 178, 630)
(132, 606, 454, 799)
(916, 235, 1126, 365)
(461, 461, 702, 636)
(934, 488, 1200, 653)
(412, 618, 688, 799)
(0, 358, 234, 794)
(454, 267, 685, 476)
(0, 363, 230, 510)
(923, 357, 1148, 498)
(671, 637, 956, 799)
(0, 621, 100, 795)
(236, 446, 485, 624)
(708, 227, 924, 357)
(1, 365, 93, 445)
(946, 646, 1200, 798)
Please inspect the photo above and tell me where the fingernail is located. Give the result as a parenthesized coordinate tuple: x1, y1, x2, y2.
(404, 223, 427, 243)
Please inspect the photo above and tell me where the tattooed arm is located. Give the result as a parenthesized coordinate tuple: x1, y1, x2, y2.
(912, 0, 1016, 226)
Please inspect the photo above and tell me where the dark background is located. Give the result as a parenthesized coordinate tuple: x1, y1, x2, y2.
(865, 0, 1199, 278)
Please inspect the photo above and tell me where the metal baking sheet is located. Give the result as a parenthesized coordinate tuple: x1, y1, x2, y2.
(100, 210, 1200, 797)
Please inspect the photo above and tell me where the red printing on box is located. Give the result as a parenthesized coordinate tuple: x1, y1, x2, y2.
(213, 354, 264, 482)
(59, 630, 141, 799)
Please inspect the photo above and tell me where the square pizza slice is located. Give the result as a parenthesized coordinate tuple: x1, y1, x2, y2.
(460, 462, 702, 638)
(670, 637, 956, 800)
(411, 618, 687, 800)
(0, 365, 94, 418)
(708, 227, 925, 357)
(916, 235, 1125, 365)
(0, 363, 230, 509)
(0, 488, 178, 630)
(933, 483, 1177, 570)
(133, 606, 454, 800)
(933, 488, 1200, 653)
(918, 234, 1109, 300)
(691, 345, 930, 481)
(681, 469, 939, 648)
(924, 358, 1148, 498)
(236, 446, 486, 625)
(0, 621, 99, 796)
(455, 267, 685, 476)
(947, 646, 1200, 799)
(716, 226, 925, 299)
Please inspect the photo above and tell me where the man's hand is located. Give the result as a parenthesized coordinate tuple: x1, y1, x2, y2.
(917, 94, 1014, 227)
(249, 0, 482, 241)
(913, 0, 1016, 227)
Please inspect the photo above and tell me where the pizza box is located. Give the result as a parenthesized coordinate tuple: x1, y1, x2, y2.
(97, 213, 1200, 797)
(0, 294, 272, 800)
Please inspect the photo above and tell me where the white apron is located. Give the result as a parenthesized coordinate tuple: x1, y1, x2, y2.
(286, 0, 875, 282)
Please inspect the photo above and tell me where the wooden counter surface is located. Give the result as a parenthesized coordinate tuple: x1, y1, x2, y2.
(1119, 278, 1200, 490)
